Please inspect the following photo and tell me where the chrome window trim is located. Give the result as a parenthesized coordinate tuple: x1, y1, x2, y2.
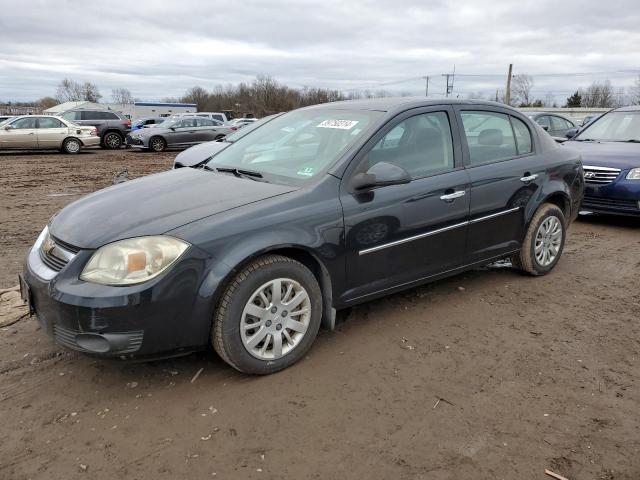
(358, 207, 521, 256)
(582, 165, 621, 172)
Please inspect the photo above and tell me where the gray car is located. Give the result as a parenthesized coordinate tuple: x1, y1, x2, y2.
(59, 109, 132, 149)
(525, 112, 577, 141)
(127, 116, 234, 152)
(173, 113, 282, 168)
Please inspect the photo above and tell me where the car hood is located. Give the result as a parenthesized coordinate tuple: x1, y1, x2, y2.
(49, 168, 297, 249)
(563, 141, 640, 170)
(174, 141, 230, 167)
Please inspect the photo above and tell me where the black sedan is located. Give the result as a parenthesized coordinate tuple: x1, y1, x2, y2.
(22, 98, 583, 374)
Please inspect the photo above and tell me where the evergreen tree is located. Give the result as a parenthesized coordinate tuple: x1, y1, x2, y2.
(565, 91, 582, 108)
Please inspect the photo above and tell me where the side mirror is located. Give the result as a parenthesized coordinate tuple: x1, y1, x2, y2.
(565, 128, 578, 139)
(169, 126, 176, 131)
(350, 161, 411, 191)
(4, 125, 13, 131)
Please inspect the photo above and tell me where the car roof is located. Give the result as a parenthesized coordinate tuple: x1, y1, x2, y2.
(301, 97, 521, 114)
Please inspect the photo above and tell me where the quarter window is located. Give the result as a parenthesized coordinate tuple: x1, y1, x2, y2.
(196, 118, 215, 127)
(461, 111, 517, 165)
(60, 111, 81, 121)
(510, 116, 533, 155)
(364, 111, 455, 179)
(38, 117, 64, 129)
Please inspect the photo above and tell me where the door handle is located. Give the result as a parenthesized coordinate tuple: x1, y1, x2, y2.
(520, 174, 538, 182)
(28, 132, 35, 135)
(440, 190, 466, 201)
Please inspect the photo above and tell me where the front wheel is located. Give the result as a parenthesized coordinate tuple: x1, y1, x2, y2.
(212, 255, 322, 374)
(149, 136, 166, 152)
(512, 203, 566, 276)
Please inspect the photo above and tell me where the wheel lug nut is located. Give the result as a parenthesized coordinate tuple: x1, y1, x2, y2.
(276, 324, 282, 331)
(271, 307, 277, 313)
(281, 311, 288, 317)
(265, 320, 272, 327)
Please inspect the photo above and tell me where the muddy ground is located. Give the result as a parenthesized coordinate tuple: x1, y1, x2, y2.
(1, 148, 639, 479)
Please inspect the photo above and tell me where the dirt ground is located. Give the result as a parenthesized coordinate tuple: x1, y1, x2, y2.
(1, 148, 639, 480)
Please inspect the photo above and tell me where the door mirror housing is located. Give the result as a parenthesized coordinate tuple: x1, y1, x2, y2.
(4, 125, 13, 131)
(565, 127, 579, 138)
(350, 162, 411, 191)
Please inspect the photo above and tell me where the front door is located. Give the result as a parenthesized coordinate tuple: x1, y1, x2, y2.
(456, 107, 544, 263)
(36, 117, 68, 149)
(340, 107, 470, 302)
(0, 117, 38, 148)
(167, 119, 198, 146)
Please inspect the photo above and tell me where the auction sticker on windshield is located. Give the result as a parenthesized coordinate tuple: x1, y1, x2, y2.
(317, 119, 359, 130)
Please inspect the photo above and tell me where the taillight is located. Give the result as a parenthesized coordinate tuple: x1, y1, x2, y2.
(124, 119, 131, 127)
(230, 126, 238, 131)
(91, 128, 98, 136)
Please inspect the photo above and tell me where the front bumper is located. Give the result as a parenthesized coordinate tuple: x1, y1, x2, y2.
(126, 134, 148, 148)
(22, 233, 215, 358)
(581, 176, 640, 216)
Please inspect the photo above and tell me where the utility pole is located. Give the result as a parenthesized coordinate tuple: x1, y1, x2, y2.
(424, 76, 430, 97)
(442, 65, 455, 97)
(505, 63, 513, 105)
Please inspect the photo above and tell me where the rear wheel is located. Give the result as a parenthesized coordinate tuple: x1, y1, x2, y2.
(102, 132, 123, 149)
(212, 255, 322, 374)
(149, 136, 166, 152)
(61, 138, 81, 154)
(513, 203, 566, 276)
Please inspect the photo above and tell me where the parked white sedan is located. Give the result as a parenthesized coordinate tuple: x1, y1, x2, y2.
(0, 115, 100, 154)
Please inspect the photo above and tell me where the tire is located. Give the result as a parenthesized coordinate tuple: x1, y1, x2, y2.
(149, 136, 166, 152)
(61, 137, 81, 154)
(212, 255, 323, 374)
(102, 131, 123, 150)
(512, 203, 566, 276)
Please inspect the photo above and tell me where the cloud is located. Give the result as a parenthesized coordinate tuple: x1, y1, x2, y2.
(0, 0, 639, 102)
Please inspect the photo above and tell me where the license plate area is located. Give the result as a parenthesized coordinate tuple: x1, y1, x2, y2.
(18, 274, 34, 316)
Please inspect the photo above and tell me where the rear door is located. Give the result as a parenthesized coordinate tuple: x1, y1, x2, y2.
(195, 118, 220, 142)
(456, 106, 543, 263)
(36, 117, 68, 148)
(340, 106, 470, 301)
(0, 117, 38, 148)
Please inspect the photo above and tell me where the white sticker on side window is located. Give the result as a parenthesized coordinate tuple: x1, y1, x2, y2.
(317, 119, 359, 130)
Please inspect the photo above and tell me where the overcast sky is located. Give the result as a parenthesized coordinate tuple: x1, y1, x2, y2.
(1, 0, 639, 103)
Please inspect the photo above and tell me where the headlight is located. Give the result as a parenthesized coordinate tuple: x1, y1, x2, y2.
(626, 168, 640, 180)
(80, 236, 189, 285)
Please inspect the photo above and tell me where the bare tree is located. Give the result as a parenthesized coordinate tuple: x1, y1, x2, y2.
(511, 74, 534, 106)
(55, 78, 101, 103)
(180, 86, 210, 111)
(580, 80, 615, 108)
(56, 78, 83, 102)
(37, 96, 58, 110)
(630, 76, 640, 105)
(111, 88, 133, 104)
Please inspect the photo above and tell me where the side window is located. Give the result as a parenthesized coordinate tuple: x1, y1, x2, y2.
(213, 115, 224, 122)
(364, 111, 454, 179)
(60, 111, 81, 121)
(38, 117, 64, 129)
(105, 112, 119, 120)
(196, 118, 214, 127)
(551, 116, 572, 130)
(535, 115, 551, 130)
(461, 111, 517, 165)
(10, 117, 37, 129)
(510, 117, 533, 154)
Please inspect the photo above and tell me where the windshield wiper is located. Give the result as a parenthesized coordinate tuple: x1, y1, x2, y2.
(575, 138, 598, 142)
(213, 166, 264, 181)
(624, 139, 640, 143)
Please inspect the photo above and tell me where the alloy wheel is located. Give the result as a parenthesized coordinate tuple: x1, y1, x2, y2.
(534, 216, 563, 267)
(240, 278, 311, 360)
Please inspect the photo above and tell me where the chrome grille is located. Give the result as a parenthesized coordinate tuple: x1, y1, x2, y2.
(583, 165, 621, 184)
(39, 234, 79, 272)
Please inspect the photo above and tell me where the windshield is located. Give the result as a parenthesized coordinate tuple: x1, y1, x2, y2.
(576, 111, 640, 141)
(206, 109, 381, 184)
(224, 114, 280, 142)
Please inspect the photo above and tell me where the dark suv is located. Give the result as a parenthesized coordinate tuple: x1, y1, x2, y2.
(22, 99, 584, 374)
(59, 109, 131, 149)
